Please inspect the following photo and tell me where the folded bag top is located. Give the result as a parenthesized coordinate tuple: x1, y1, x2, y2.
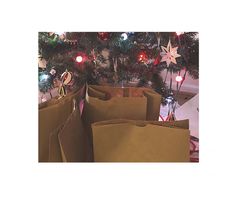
(92, 120, 190, 162)
(87, 85, 126, 99)
(88, 85, 159, 97)
(92, 119, 189, 129)
(86, 96, 147, 122)
(87, 85, 161, 120)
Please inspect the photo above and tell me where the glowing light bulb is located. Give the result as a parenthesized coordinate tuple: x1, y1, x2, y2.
(138, 52, 147, 62)
(121, 33, 128, 40)
(176, 32, 184, 36)
(76, 55, 83, 63)
(41, 74, 49, 81)
(175, 75, 183, 82)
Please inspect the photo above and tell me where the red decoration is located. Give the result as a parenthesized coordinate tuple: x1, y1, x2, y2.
(175, 75, 183, 82)
(154, 54, 161, 65)
(159, 113, 175, 121)
(97, 32, 109, 41)
(138, 51, 148, 62)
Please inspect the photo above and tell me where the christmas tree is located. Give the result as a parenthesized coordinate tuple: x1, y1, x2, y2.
(38, 32, 199, 103)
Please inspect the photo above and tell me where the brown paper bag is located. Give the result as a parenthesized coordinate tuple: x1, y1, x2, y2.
(92, 119, 190, 162)
(39, 100, 71, 162)
(58, 103, 91, 162)
(82, 94, 147, 161)
(87, 85, 161, 120)
(38, 86, 85, 162)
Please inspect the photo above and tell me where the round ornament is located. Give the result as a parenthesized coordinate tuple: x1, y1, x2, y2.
(61, 70, 73, 85)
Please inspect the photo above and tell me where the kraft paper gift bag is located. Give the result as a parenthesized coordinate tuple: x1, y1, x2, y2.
(87, 85, 161, 120)
(82, 94, 147, 161)
(39, 99, 71, 162)
(58, 101, 91, 162)
(92, 119, 190, 162)
(38, 86, 85, 162)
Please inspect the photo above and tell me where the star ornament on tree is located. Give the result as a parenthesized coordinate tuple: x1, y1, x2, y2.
(160, 40, 181, 66)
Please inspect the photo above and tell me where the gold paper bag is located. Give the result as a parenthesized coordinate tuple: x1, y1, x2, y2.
(58, 104, 91, 162)
(38, 86, 85, 162)
(92, 119, 190, 162)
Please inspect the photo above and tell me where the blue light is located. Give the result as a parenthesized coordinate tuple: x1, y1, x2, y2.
(39, 73, 50, 82)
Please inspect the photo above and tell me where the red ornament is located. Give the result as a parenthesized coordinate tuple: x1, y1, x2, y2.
(97, 32, 109, 41)
(138, 51, 148, 62)
(175, 75, 183, 82)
